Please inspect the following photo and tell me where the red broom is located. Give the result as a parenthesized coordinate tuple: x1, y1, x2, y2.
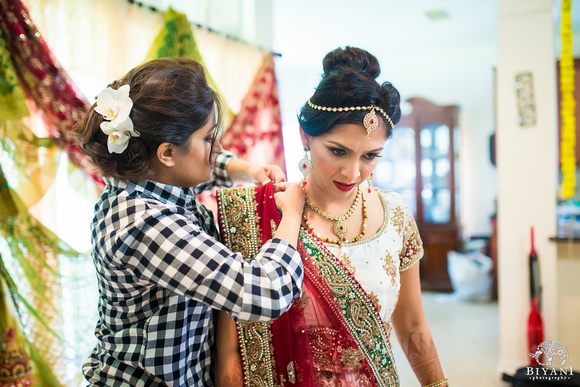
(527, 226, 543, 366)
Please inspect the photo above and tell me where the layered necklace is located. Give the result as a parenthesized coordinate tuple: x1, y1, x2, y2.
(303, 185, 368, 244)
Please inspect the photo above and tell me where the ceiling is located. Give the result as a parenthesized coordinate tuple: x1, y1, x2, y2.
(272, 0, 500, 67)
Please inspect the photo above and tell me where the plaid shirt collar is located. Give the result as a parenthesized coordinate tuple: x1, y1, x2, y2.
(105, 177, 195, 208)
(129, 181, 194, 209)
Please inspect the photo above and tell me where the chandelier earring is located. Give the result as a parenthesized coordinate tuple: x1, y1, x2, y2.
(298, 147, 312, 186)
(367, 172, 374, 194)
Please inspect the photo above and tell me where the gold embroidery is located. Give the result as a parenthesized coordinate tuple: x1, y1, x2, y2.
(308, 327, 337, 373)
(400, 221, 424, 272)
(340, 347, 365, 367)
(270, 219, 278, 235)
(217, 187, 276, 387)
(302, 230, 399, 387)
(384, 321, 393, 337)
(287, 361, 296, 384)
(301, 294, 310, 309)
(217, 188, 260, 260)
(368, 292, 382, 313)
(391, 205, 404, 235)
(382, 252, 397, 287)
(236, 321, 276, 387)
(339, 253, 356, 274)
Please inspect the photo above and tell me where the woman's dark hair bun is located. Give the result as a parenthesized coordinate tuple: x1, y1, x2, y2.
(322, 46, 380, 79)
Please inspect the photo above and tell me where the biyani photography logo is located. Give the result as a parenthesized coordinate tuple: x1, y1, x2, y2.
(527, 340, 575, 382)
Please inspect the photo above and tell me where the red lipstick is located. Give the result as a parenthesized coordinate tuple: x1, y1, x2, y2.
(333, 181, 356, 192)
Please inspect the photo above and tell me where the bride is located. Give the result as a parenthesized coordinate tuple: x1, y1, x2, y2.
(215, 46, 448, 387)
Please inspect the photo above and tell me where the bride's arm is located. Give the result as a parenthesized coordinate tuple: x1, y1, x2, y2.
(215, 310, 244, 387)
(391, 263, 447, 386)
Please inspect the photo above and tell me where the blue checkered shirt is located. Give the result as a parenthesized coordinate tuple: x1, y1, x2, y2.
(83, 151, 303, 386)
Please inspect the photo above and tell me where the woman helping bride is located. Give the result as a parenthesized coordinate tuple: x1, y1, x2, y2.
(215, 46, 448, 387)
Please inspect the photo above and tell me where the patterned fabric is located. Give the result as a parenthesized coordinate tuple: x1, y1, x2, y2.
(322, 189, 424, 323)
(0, 24, 28, 120)
(221, 54, 286, 173)
(0, 0, 96, 182)
(218, 187, 423, 386)
(83, 151, 304, 386)
(144, 7, 232, 122)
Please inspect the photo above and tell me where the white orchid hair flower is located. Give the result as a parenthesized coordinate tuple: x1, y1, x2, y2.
(94, 84, 138, 154)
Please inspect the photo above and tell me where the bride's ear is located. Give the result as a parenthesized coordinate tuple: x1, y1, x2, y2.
(299, 127, 310, 150)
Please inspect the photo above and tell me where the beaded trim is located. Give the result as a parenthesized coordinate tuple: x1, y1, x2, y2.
(307, 98, 395, 140)
(216, 187, 276, 386)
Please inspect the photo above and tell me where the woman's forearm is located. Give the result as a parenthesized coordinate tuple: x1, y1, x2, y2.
(392, 263, 446, 386)
(397, 322, 445, 385)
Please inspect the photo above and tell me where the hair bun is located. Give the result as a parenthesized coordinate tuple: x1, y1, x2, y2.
(322, 46, 380, 79)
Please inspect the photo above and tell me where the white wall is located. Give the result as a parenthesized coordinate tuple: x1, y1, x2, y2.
(272, 0, 499, 240)
(496, 0, 558, 372)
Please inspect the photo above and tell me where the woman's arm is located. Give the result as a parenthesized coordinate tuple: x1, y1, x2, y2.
(227, 157, 286, 185)
(195, 150, 286, 193)
(215, 311, 244, 387)
(391, 263, 446, 386)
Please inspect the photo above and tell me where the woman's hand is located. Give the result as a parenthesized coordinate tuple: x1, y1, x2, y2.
(274, 182, 305, 218)
(227, 158, 286, 185)
(248, 164, 286, 185)
(272, 182, 304, 246)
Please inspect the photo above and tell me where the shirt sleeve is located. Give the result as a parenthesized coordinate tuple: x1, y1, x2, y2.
(398, 200, 425, 272)
(116, 206, 303, 322)
(194, 150, 236, 194)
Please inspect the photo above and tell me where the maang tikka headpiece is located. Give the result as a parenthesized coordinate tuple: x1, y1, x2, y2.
(307, 98, 394, 140)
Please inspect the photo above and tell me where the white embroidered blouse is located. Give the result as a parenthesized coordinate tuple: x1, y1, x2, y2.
(323, 189, 424, 323)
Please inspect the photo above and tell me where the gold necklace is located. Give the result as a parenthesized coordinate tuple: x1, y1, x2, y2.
(303, 193, 368, 244)
(304, 185, 362, 239)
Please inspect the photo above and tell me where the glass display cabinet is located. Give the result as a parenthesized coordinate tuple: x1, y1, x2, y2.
(375, 97, 460, 291)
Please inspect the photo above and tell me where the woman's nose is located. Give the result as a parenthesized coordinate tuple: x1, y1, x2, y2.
(341, 160, 361, 182)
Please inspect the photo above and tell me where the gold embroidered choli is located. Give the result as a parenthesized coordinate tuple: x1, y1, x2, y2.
(303, 189, 424, 385)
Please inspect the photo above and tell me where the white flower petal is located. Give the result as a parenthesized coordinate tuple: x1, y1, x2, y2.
(114, 116, 134, 133)
(95, 85, 133, 122)
(107, 131, 131, 154)
(100, 120, 116, 135)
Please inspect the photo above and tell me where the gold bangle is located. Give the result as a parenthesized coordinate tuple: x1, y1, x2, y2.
(423, 378, 449, 387)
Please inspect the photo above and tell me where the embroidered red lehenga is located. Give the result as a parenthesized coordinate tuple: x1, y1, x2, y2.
(216, 182, 423, 386)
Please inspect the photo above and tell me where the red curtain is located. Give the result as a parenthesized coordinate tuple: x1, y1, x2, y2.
(221, 54, 286, 173)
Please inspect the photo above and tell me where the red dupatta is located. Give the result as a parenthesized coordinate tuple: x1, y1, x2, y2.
(217, 183, 398, 386)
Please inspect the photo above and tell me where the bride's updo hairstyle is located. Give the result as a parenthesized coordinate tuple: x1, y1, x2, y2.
(70, 57, 224, 182)
(298, 46, 401, 138)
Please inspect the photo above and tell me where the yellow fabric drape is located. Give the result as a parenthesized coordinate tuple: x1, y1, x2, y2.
(560, 0, 576, 199)
(0, 26, 29, 120)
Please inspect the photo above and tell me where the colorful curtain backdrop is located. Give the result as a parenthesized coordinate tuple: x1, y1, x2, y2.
(221, 54, 286, 172)
(145, 7, 234, 123)
(0, 0, 101, 185)
(0, 1, 98, 386)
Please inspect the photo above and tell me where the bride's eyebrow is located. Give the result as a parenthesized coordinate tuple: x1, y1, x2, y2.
(327, 140, 383, 153)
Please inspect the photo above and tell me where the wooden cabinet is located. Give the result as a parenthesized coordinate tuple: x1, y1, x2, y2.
(374, 97, 459, 292)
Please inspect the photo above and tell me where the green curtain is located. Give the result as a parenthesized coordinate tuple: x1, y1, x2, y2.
(145, 7, 233, 121)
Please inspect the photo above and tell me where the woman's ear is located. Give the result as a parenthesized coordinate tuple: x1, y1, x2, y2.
(156, 142, 176, 168)
(299, 127, 311, 150)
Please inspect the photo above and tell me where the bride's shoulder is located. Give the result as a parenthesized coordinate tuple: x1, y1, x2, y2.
(372, 188, 407, 206)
